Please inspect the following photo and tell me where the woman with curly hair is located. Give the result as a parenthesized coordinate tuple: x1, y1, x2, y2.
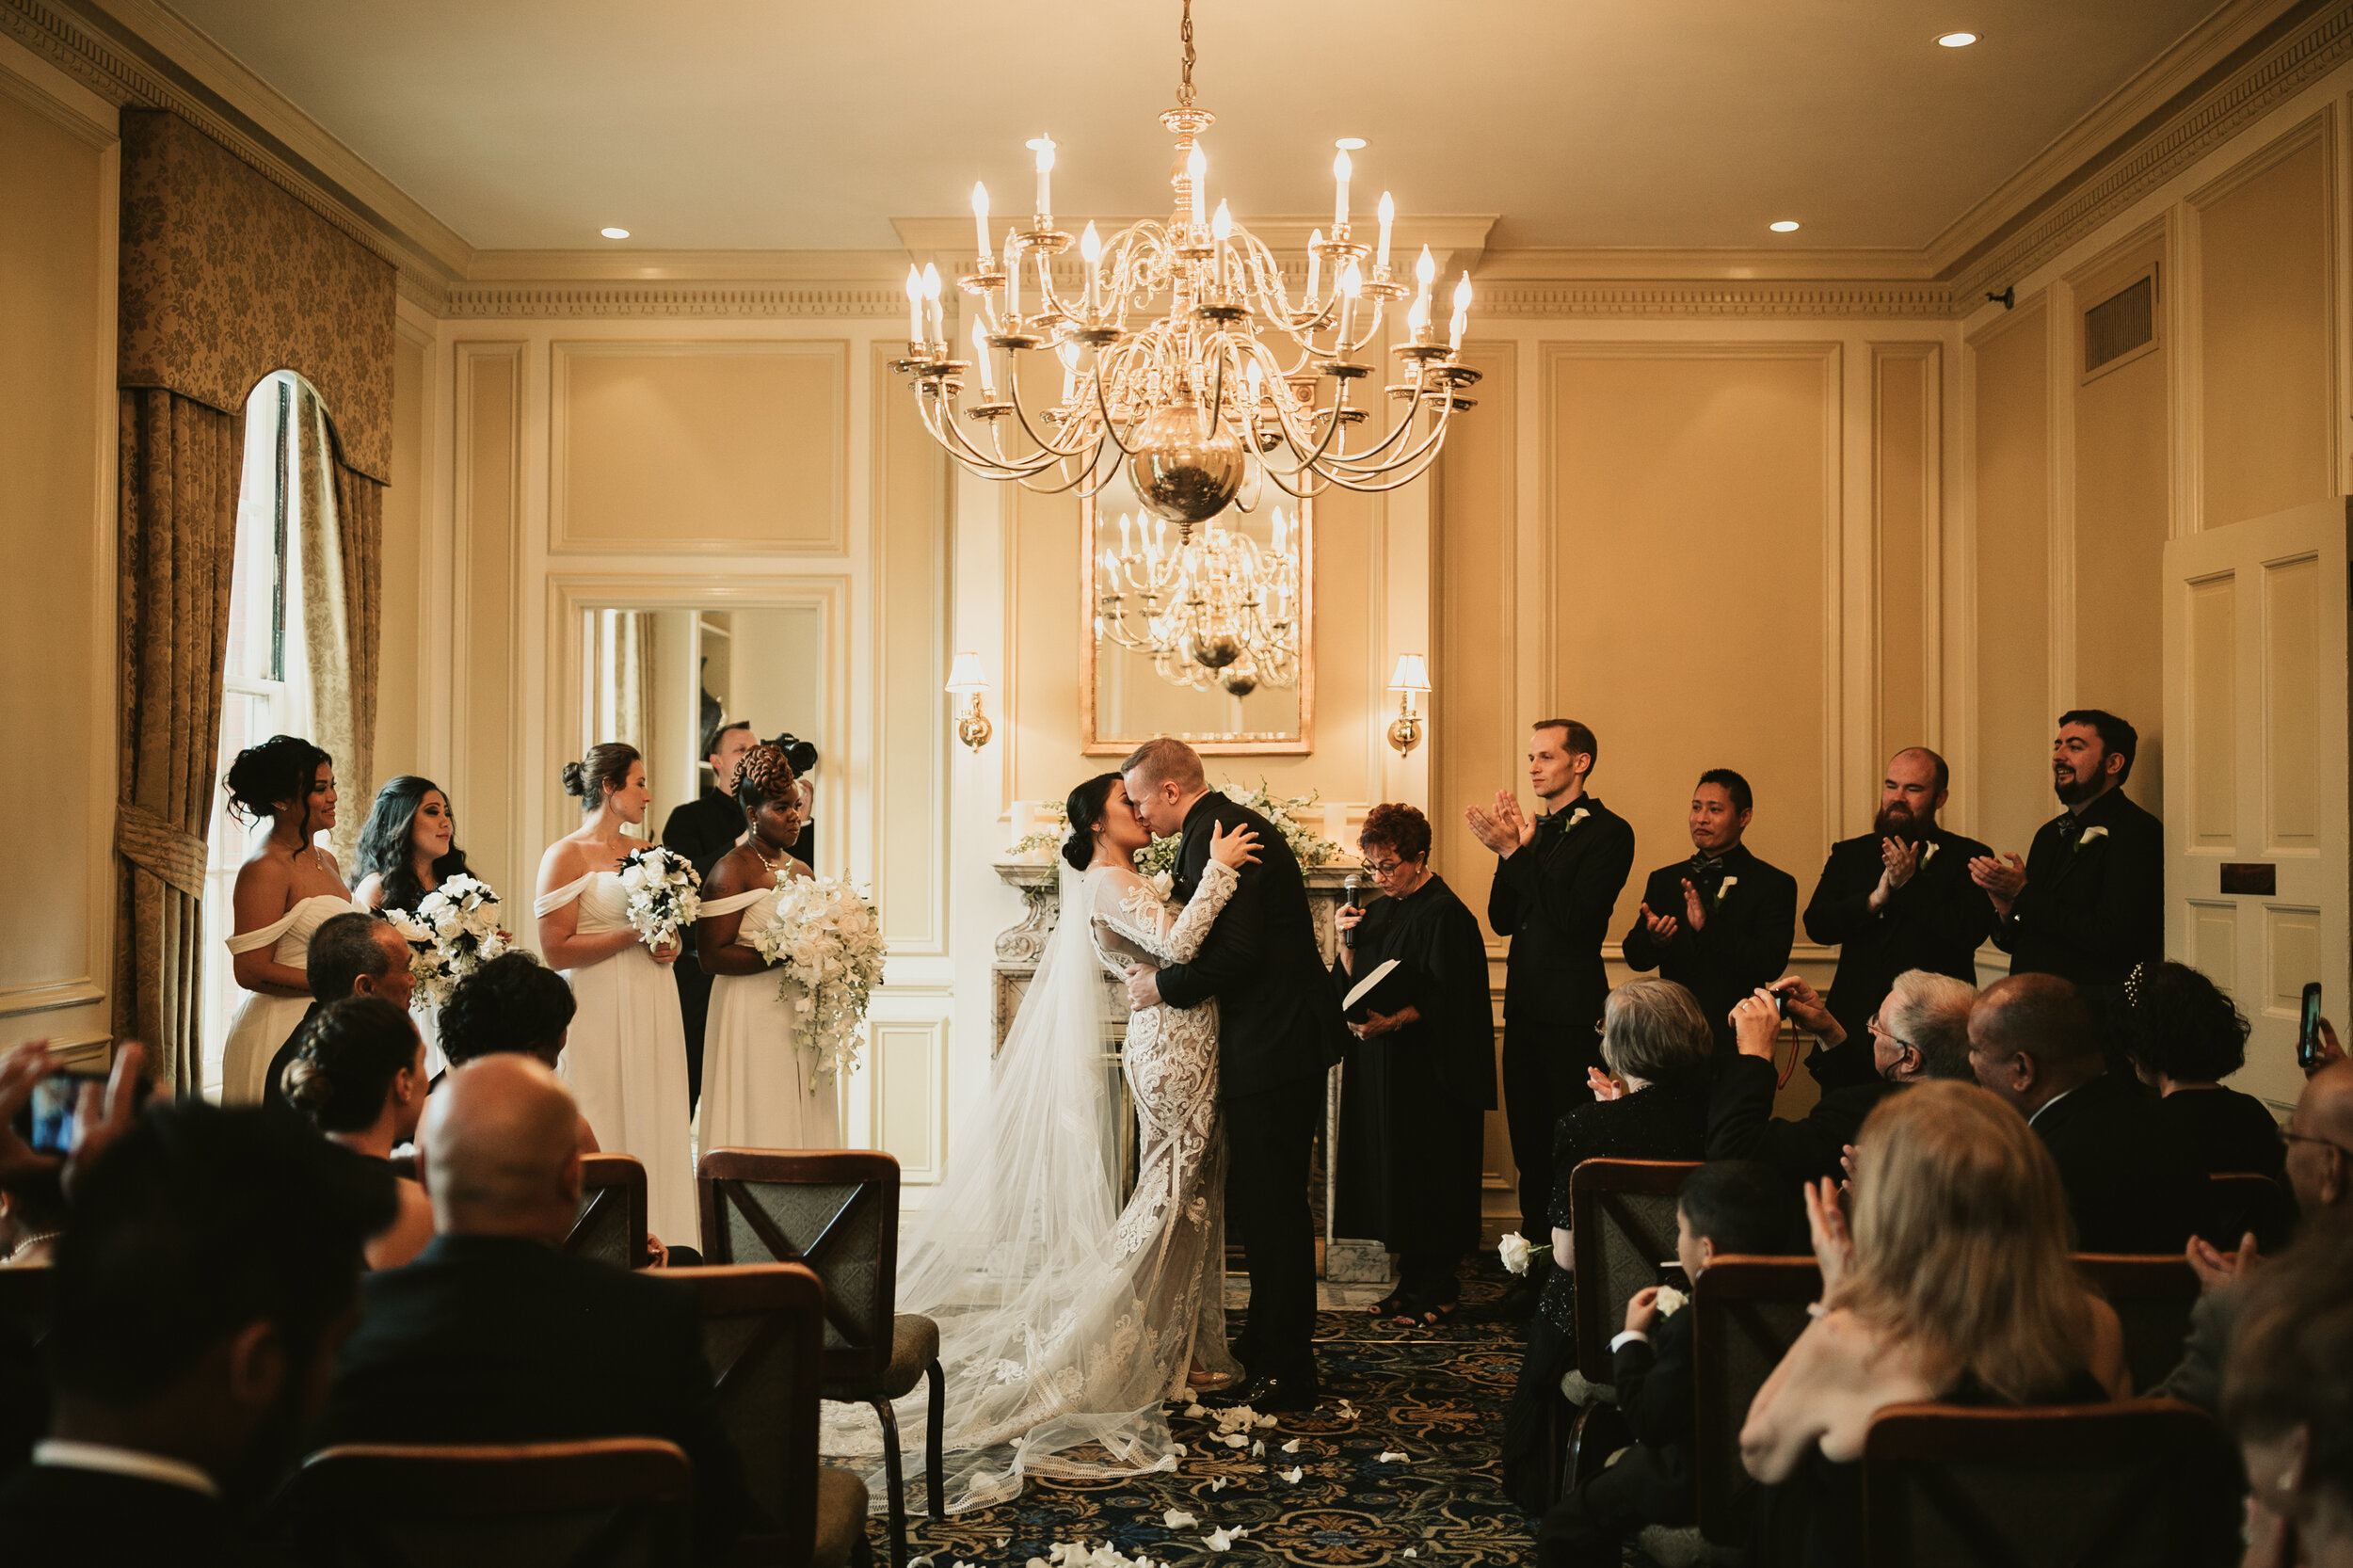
(217, 734, 359, 1104)
(693, 743, 832, 1154)
(1330, 803, 1496, 1324)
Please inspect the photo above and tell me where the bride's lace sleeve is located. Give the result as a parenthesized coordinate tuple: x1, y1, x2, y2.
(1092, 861, 1240, 966)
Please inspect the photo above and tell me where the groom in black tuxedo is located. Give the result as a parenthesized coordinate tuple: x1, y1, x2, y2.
(1121, 738, 1345, 1412)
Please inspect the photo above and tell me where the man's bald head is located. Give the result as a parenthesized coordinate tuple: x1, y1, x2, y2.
(2288, 1058, 2353, 1216)
(1968, 973, 2103, 1115)
(419, 1054, 584, 1243)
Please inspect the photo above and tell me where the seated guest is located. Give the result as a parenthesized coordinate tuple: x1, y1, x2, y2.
(1800, 748, 1994, 1088)
(1503, 979, 1716, 1512)
(438, 952, 598, 1152)
(0, 1170, 63, 1270)
(1714, 969, 1976, 1184)
(1332, 803, 1496, 1326)
(1539, 1160, 1797, 1567)
(2221, 1209, 2353, 1566)
(1741, 1081, 2129, 1566)
(263, 910, 414, 1113)
(284, 996, 435, 1270)
(2120, 960, 2286, 1182)
(1967, 972, 2208, 1254)
(319, 1055, 744, 1560)
(0, 1102, 392, 1567)
(1623, 770, 1798, 1056)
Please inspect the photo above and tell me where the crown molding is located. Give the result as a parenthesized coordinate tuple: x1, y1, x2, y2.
(441, 282, 908, 320)
(1471, 280, 1955, 320)
(463, 248, 913, 285)
(1474, 247, 1942, 283)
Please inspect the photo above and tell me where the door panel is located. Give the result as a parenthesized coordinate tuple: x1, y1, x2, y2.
(2162, 499, 2349, 1111)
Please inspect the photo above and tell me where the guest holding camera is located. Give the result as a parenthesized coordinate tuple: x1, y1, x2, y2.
(1969, 710, 2163, 1002)
(1623, 770, 1797, 1056)
(659, 720, 757, 1115)
(1332, 804, 1496, 1326)
(1801, 748, 1993, 1089)
(1468, 720, 1635, 1320)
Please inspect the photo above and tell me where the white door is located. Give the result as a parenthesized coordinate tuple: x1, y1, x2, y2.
(2161, 499, 2350, 1112)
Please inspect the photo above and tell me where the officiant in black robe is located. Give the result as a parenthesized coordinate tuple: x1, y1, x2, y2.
(1331, 804, 1497, 1321)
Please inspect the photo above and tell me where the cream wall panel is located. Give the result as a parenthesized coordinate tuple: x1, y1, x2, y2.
(2195, 120, 2335, 529)
(1544, 343, 1840, 936)
(1967, 303, 2053, 859)
(871, 1017, 947, 1184)
(549, 342, 846, 553)
(1873, 344, 1939, 760)
(2187, 574, 2236, 848)
(2264, 553, 2321, 850)
(1433, 340, 1518, 908)
(2070, 235, 2171, 814)
(376, 325, 431, 781)
(453, 344, 526, 907)
(872, 345, 949, 953)
(0, 85, 111, 1037)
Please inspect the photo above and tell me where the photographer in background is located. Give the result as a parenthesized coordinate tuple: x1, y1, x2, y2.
(769, 732, 818, 864)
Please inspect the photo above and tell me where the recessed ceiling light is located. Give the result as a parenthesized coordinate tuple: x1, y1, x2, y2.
(600, 226, 630, 239)
(1937, 31, 1977, 47)
(1769, 220, 1801, 232)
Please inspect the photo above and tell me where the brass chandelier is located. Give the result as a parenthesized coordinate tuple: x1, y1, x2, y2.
(891, 0, 1480, 527)
(1096, 504, 1302, 696)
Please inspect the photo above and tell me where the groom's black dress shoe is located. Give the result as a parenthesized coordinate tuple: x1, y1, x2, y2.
(1206, 1372, 1320, 1414)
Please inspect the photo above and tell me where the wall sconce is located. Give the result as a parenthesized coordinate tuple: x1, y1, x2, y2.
(1386, 654, 1430, 757)
(946, 651, 994, 752)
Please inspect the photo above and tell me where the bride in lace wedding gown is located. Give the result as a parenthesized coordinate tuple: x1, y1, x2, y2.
(824, 774, 1258, 1515)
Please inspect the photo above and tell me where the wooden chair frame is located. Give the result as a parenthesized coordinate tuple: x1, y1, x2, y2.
(699, 1149, 941, 1568)
(2073, 1254, 2199, 1396)
(1691, 1255, 1822, 1545)
(569, 1154, 651, 1270)
(1568, 1159, 1703, 1382)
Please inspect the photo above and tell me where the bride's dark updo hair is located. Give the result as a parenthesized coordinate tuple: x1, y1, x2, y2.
(561, 742, 640, 810)
(1062, 773, 1122, 873)
(224, 734, 331, 827)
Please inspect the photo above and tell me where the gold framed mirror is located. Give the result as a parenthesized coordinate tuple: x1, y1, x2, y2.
(1080, 468, 1314, 756)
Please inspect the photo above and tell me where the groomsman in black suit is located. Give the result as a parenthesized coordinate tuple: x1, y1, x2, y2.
(1801, 747, 1995, 1088)
(659, 720, 756, 1113)
(1622, 770, 1798, 1055)
(1121, 738, 1346, 1412)
(1466, 719, 1634, 1320)
(1969, 710, 2164, 1004)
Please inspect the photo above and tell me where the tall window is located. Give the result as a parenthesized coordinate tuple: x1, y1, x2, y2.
(199, 372, 319, 1093)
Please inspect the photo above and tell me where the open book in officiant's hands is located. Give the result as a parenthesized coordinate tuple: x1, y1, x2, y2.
(1342, 959, 1413, 1024)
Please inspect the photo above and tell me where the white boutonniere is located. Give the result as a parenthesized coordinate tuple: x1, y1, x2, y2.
(1920, 841, 1940, 865)
(1714, 874, 1738, 905)
(1655, 1285, 1689, 1318)
(1567, 808, 1590, 829)
(2080, 825, 2108, 844)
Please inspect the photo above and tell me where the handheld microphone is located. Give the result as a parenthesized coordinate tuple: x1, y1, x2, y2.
(1341, 873, 1361, 949)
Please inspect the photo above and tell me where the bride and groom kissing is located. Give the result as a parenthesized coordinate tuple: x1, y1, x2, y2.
(836, 737, 1345, 1516)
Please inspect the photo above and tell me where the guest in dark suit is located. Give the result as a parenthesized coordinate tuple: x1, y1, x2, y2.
(1502, 979, 1716, 1512)
(0, 1099, 392, 1568)
(1971, 710, 2164, 1004)
(1332, 804, 1496, 1324)
(320, 1054, 745, 1558)
(262, 910, 414, 1112)
(659, 720, 757, 1113)
(1538, 1160, 1799, 1566)
(1466, 720, 1637, 1320)
(1713, 969, 1977, 1185)
(1121, 739, 1346, 1412)
(1623, 770, 1798, 1056)
(1801, 748, 1994, 1089)
(1968, 973, 2209, 1255)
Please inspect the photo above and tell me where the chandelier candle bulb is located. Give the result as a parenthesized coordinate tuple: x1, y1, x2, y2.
(1332, 146, 1352, 232)
(1030, 135, 1056, 224)
(921, 263, 944, 344)
(1187, 145, 1208, 230)
(904, 266, 922, 347)
(1376, 191, 1394, 272)
(971, 319, 995, 394)
(1337, 258, 1363, 350)
(1305, 230, 1323, 304)
(1080, 221, 1102, 313)
(1003, 234, 1021, 318)
(971, 182, 992, 267)
(1211, 201, 1232, 291)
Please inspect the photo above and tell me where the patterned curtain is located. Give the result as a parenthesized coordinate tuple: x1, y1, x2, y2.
(332, 455, 385, 861)
(292, 384, 384, 867)
(112, 391, 241, 1096)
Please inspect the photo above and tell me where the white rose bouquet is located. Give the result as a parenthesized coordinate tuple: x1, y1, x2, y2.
(616, 846, 702, 952)
(749, 876, 887, 1091)
(385, 873, 509, 1007)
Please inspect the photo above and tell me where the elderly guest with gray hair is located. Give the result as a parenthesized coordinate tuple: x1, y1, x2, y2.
(1501, 978, 1716, 1511)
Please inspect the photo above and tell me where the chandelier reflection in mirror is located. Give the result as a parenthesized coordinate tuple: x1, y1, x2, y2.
(889, 0, 1480, 521)
(1096, 504, 1301, 696)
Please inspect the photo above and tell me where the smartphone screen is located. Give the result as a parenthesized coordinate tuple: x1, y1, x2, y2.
(2300, 982, 2326, 1070)
(27, 1074, 93, 1154)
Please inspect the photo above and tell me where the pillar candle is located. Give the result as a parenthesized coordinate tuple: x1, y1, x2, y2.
(1323, 803, 1350, 851)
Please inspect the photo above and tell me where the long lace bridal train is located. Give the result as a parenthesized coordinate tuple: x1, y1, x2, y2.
(823, 859, 1243, 1514)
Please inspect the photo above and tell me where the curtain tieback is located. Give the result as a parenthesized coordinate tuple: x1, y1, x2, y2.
(115, 802, 208, 898)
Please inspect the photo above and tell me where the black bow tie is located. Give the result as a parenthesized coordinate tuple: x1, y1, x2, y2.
(1688, 854, 1729, 891)
(2054, 815, 2086, 842)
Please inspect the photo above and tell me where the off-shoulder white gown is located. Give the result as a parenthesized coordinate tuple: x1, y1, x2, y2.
(218, 893, 360, 1104)
(534, 871, 698, 1245)
(696, 886, 843, 1155)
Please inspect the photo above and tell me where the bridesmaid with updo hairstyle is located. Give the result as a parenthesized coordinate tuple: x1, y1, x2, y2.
(694, 744, 838, 1154)
(353, 775, 477, 1074)
(218, 734, 359, 1105)
(533, 742, 698, 1247)
(284, 994, 434, 1270)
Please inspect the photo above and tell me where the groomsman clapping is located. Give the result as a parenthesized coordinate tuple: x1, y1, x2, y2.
(1622, 770, 1796, 1056)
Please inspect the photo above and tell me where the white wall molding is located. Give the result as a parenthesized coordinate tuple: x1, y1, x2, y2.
(444, 284, 907, 320)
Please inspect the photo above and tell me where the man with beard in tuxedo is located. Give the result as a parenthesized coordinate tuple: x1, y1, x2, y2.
(1969, 711, 2163, 1011)
(659, 719, 756, 1113)
(1799, 747, 1994, 1089)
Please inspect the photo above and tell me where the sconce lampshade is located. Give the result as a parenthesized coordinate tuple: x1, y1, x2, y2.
(1388, 654, 1431, 694)
(945, 651, 990, 694)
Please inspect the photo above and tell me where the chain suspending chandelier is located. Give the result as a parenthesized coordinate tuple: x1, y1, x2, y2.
(891, 0, 1479, 530)
(1096, 504, 1301, 696)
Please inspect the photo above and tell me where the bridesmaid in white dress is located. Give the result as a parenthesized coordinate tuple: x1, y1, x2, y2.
(694, 744, 840, 1153)
(352, 775, 476, 1076)
(533, 742, 698, 1246)
(218, 735, 357, 1104)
